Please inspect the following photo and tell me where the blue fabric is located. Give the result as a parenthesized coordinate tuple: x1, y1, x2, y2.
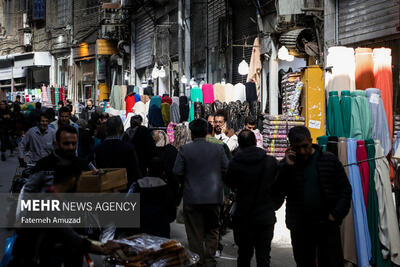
(395, 132, 400, 152)
(134, 93, 141, 103)
(150, 96, 162, 109)
(347, 138, 372, 267)
(148, 106, 164, 127)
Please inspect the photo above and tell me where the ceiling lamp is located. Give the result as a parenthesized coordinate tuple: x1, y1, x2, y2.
(181, 75, 187, 84)
(151, 63, 159, 79)
(238, 60, 249, 75)
(158, 66, 166, 78)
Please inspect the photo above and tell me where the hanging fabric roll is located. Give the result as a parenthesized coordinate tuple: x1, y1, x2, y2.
(347, 138, 372, 267)
(374, 140, 400, 265)
(326, 46, 356, 94)
(338, 138, 358, 267)
(213, 83, 226, 102)
(356, 140, 370, 211)
(202, 84, 215, 104)
(350, 90, 372, 140)
(327, 91, 345, 138)
(365, 139, 392, 267)
(161, 103, 171, 127)
(340, 90, 352, 138)
(224, 83, 235, 103)
(373, 48, 393, 138)
(188, 87, 203, 122)
(170, 97, 181, 123)
(355, 48, 375, 90)
(245, 82, 257, 102)
(366, 88, 391, 156)
(233, 83, 246, 102)
(179, 96, 189, 122)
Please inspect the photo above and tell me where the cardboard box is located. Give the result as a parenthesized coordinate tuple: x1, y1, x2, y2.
(77, 168, 128, 192)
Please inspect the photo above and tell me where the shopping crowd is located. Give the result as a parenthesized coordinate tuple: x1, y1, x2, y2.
(0, 96, 352, 267)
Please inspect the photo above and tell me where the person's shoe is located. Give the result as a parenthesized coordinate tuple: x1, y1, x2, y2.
(1, 154, 6, 161)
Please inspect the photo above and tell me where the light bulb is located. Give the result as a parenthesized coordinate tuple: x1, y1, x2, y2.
(151, 63, 159, 79)
(181, 75, 187, 84)
(238, 60, 249, 75)
(158, 66, 166, 78)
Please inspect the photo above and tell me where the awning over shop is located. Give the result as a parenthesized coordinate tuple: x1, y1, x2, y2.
(14, 52, 52, 68)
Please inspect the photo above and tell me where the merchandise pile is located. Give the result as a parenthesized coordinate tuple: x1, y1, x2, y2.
(263, 114, 305, 160)
(281, 72, 302, 115)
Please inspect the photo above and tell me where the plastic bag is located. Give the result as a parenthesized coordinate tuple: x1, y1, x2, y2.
(0, 233, 17, 267)
(175, 200, 185, 224)
(106, 234, 199, 267)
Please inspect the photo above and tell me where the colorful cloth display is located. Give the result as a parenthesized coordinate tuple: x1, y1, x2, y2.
(327, 91, 345, 138)
(326, 46, 356, 94)
(340, 90, 352, 138)
(355, 48, 375, 90)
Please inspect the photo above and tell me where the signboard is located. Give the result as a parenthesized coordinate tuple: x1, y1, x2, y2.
(73, 43, 96, 60)
(96, 39, 118, 55)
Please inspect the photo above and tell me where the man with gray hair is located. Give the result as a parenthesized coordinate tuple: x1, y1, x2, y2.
(91, 116, 142, 186)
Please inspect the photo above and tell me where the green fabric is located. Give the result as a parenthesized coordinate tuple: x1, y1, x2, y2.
(317, 135, 328, 152)
(350, 90, 372, 140)
(188, 87, 203, 122)
(341, 90, 352, 138)
(365, 139, 392, 267)
(161, 103, 171, 127)
(327, 91, 344, 137)
(55, 88, 60, 110)
(303, 150, 322, 220)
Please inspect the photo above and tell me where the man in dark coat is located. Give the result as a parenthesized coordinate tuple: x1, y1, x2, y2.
(80, 99, 96, 122)
(225, 130, 279, 267)
(92, 116, 142, 187)
(274, 126, 352, 267)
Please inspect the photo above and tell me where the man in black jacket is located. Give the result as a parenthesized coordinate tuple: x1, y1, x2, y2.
(225, 130, 279, 267)
(275, 126, 352, 267)
(80, 99, 96, 122)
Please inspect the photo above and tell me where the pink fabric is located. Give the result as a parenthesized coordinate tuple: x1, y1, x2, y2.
(167, 122, 177, 144)
(202, 84, 215, 104)
(356, 140, 369, 211)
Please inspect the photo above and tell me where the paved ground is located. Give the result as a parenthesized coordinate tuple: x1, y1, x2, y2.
(0, 152, 295, 266)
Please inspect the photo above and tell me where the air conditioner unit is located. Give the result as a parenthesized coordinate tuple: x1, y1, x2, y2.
(24, 33, 32, 46)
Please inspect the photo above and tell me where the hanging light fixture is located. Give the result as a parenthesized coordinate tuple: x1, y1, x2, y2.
(181, 75, 187, 84)
(151, 63, 159, 79)
(238, 40, 249, 75)
(158, 66, 166, 78)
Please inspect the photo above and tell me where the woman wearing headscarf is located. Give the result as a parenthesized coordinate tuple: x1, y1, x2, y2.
(152, 130, 181, 221)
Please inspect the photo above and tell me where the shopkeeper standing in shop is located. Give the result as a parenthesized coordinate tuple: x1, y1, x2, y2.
(274, 126, 352, 267)
(214, 110, 238, 152)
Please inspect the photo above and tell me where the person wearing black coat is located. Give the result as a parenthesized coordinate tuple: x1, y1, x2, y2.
(80, 99, 96, 122)
(225, 130, 279, 267)
(274, 126, 352, 267)
(91, 116, 142, 187)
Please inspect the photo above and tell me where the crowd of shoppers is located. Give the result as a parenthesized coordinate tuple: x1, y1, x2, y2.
(0, 96, 353, 267)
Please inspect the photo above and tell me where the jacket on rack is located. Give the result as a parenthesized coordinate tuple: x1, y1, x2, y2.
(274, 144, 352, 229)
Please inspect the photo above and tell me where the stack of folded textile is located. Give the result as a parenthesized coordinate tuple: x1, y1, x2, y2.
(281, 72, 302, 115)
(263, 114, 306, 160)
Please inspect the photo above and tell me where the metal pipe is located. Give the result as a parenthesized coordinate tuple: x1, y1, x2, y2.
(184, 0, 191, 94)
(178, 0, 184, 96)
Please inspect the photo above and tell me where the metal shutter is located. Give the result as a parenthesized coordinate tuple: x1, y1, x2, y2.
(135, 11, 155, 69)
(338, 0, 400, 45)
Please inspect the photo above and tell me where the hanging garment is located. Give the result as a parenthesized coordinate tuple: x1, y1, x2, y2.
(167, 122, 177, 144)
(355, 48, 375, 90)
(340, 90, 352, 138)
(373, 48, 393, 138)
(350, 90, 372, 140)
(131, 101, 149, 128)
(326, 46, 356, 94)
(173, 123, 191, 150)
(347, 138, 372, 267)
(327, 91, 345, 138)
(148, 105, 164, 127)
(338, 138, 358, 267)
(133, 92, 140, 104)
(150, 95, 162, 109)
(201, 84, 215, 104)
(144, 86, 154, 96)
(224, 83, 235, 103)
(188, 87, 203, 122)
(179, 96, 189, 122)
(55, 88, 60, 110)
(366, 88, 391, 156)
(125, 94, 136, 114)
(50, 87, 55, 107)
(213, 83, 225, 102)
(170, 97, 181, 123)
(47, 86, 53, 106)
(110, 85, 123, 110)
(193, 102, 203, 120)
(356, 140, 370, 211)
(99, 83, 110, 101)
(365, 139, 392, 267)
(374, 140, 400, 265)
(41, 85, 48, 107)
(161, 96, 172, 105)
(247, 37, 262, 100)
(245, 82, 257, 102)
(233, 83, 246, 102)
(161, 103, 171, 127)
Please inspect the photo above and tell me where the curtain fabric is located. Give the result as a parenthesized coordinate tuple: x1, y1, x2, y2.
(350, 90, 372, 140)
(327, 91, 345, 138)
(347, 138, 372, 267)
